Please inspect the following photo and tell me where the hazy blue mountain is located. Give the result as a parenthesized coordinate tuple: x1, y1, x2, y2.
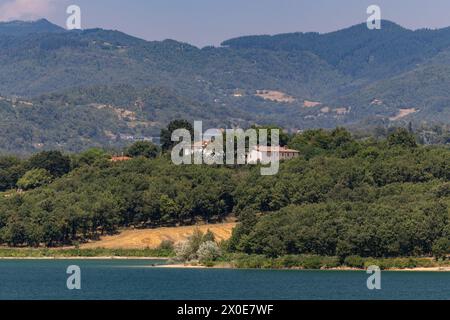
(0, 19, 449, 153)
(0, 19, 64, 36)
(223, 21, 450, 79)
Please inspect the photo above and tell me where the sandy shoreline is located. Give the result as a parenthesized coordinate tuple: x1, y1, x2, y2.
(389, 267, 450, 272)
(326, 266, 450, 272)
(155, 264, 209, 269)
(1, 258, 449, 271)
(152, 264, 450, 272)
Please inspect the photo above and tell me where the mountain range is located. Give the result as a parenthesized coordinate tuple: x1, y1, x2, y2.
(0, 19, 449, 153)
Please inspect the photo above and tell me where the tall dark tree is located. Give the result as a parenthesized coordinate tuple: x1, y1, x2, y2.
(160, 120, 194, 151)
(250, 125, 290, 146)
(387, 128, 417, 148)
(28, 150, 71, 177)
(0, 156, 25, 191)
(126, 141, 160, 159)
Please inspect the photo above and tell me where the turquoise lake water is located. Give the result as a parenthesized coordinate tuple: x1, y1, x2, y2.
(0, 260, 448, 300)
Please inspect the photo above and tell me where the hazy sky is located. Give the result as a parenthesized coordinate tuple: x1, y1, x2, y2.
(1, 0, 450, 47)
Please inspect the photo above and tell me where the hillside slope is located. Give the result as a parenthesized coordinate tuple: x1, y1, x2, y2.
(80, 222, 236, 249)
(0, 19, 449, 152)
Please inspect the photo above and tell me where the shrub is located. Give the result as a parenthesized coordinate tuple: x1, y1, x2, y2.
(301, 255, 325, 269)
(197, 241, 222, 263)
(233, 255, 269, 269)
(158, 240, 175, 251)
(344, 255, 366, 268)
(174, 241, 193, 262)
(433, 237, 450, 260)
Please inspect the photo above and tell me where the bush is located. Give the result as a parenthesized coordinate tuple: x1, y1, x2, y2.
(203, 230, 216, 243)
(301, 255, 326, 269)
(158, 240, 174, 251)
(174, 229, 223, 264)
(174, 241, 193, 262)
(344, 255, 366, 268)
(232, 254, 340, 269)
(197, 241, 222, 263)
(233, 254, 270, 269)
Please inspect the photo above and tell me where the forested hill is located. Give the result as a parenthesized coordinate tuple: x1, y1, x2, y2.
(0, 128, 448, 260)
(0, 19, 450, 153)
(0, 19, 64, 36)
(222, 21, 450, 79)
(0, 86, 242, 154)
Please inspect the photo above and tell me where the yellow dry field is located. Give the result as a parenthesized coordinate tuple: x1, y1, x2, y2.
(389, 108, 417, 121)
(80, 222, 237, 249)
(303, 100, 321, 108)
(255, 90, 295, 103)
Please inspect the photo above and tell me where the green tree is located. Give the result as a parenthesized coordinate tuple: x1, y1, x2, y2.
(2, 219, 27, 247)
(251, 125, 290, 146)
(160, 120, 194, 151)
(0, 156, 25, 191)
(227, 210, 258, 252)
(387, 128, 417, 148)
(76, 148, 109, 166)
(17, 169, 52, 190)
(159, 194, 180, 225)
(432, 238, 450, 260)
(126, 141, 160, 158)
(28, 151, 71, 177)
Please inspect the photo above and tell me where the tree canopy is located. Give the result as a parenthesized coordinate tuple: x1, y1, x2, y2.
(126, 141, 160, 158)
(0, 129, 447, 259)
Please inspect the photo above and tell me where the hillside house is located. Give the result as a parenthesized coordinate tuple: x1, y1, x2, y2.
(182, 140, 300, 164)
(247, 146, 299, 164)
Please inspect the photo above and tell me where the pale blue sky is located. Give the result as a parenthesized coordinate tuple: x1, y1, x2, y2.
(1, 0, 450, 47)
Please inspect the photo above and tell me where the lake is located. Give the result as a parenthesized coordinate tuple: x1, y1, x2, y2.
(0, 260, 448, 300)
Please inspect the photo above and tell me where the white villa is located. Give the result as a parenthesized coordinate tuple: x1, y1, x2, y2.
(182, 140, 299, 163)
(183, 140, 212, 157)
(247, 145, 300, 164)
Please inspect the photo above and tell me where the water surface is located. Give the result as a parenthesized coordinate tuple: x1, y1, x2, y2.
(0, 260, 448, 300)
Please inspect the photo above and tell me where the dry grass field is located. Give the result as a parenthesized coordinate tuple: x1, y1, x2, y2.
(80, 222, 237, 249)
(389, 108, 418, 121)
(255, 90, 296, 103)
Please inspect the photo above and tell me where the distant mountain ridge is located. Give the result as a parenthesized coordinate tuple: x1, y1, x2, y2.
(223, 21, 450, 79)
(0, 19, 449, 153)
(0, 19, 65, 36)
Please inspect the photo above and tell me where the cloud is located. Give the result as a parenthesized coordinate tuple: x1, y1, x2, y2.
(0, 0, 62, 21)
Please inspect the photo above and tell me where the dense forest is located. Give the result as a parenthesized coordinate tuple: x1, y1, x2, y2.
(0, 126, 448, 260)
